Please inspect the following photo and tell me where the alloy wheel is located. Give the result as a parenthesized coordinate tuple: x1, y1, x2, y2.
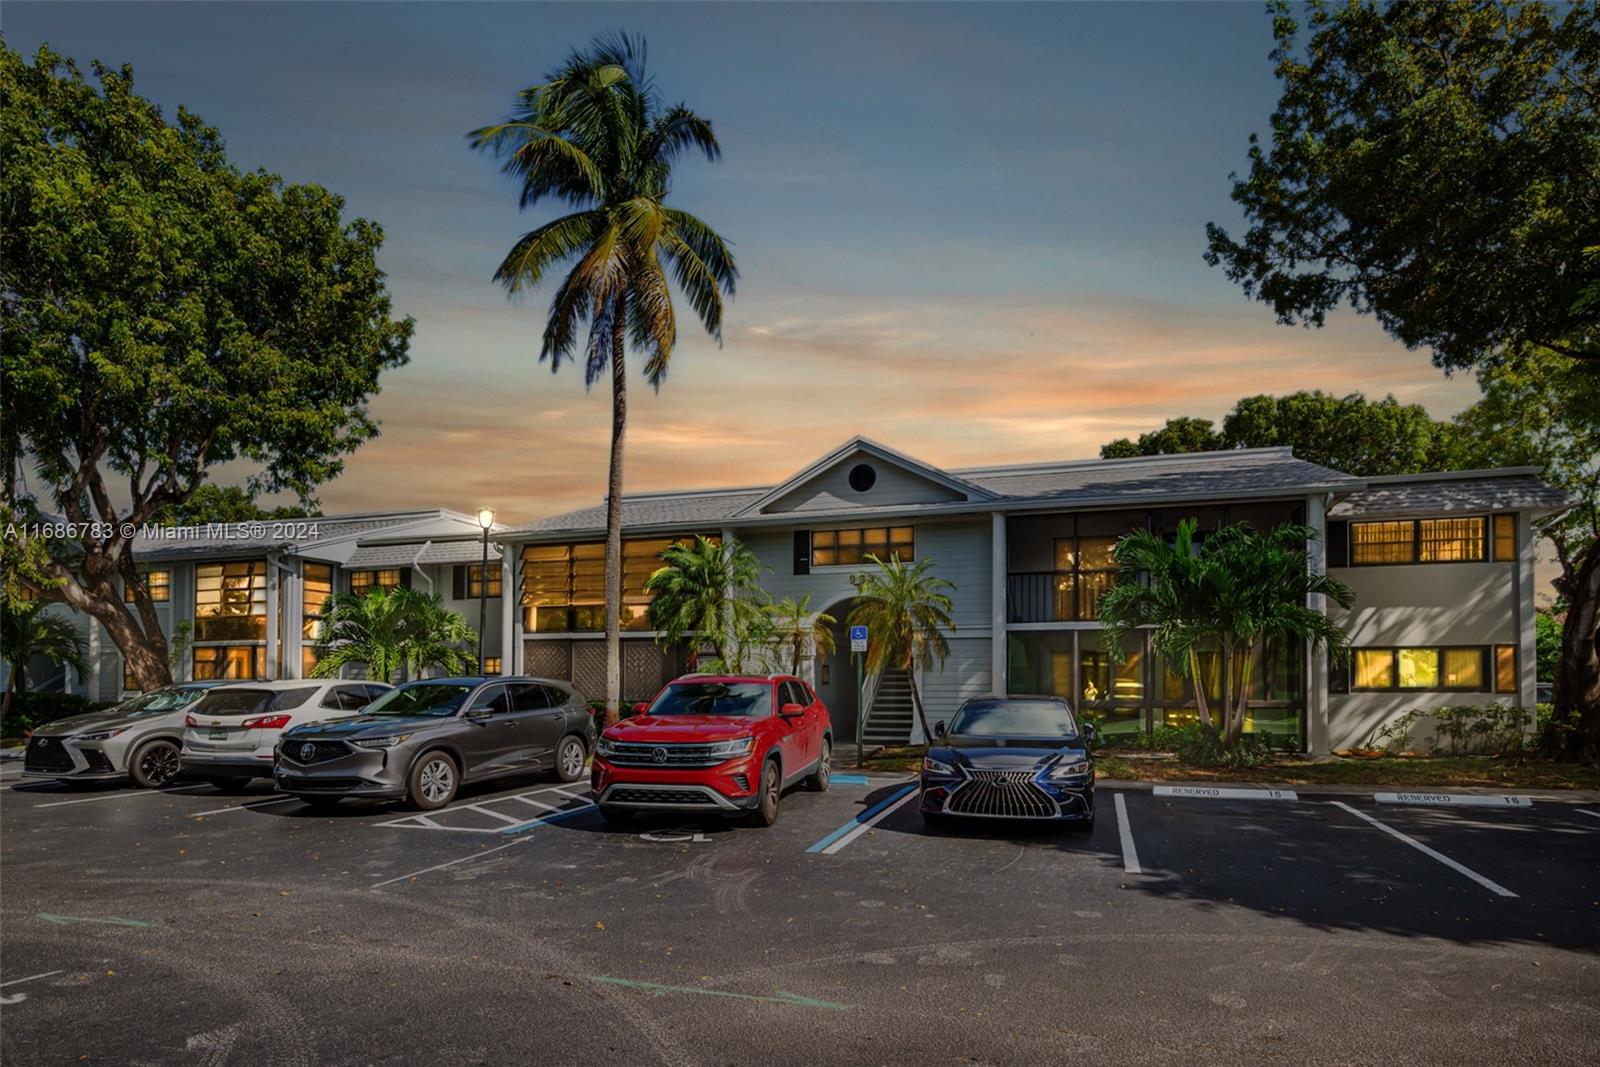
(560, 739, 584, 780)
(817, 740, 830, 788)
(140, 743, 180, 786)
(420, 759, 454, 803)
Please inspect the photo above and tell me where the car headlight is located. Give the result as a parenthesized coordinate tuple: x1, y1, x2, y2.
(596, 737, 616, 757)
(922, 756, 958, 775)
(705, 736, 754, 758)
(1051, 759, 1092, 779)
(351, 735, 410, 749)
(73, 727, 130, 742)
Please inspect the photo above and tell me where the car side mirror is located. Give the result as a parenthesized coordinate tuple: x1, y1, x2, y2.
(1082, 722, 1097, 745)
(933, 720, 947, 738)
(779, 702, 806, 719)
(632, 702, 648, 715)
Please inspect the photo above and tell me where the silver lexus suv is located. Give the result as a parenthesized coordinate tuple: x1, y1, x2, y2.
(22, 682, 228, 788)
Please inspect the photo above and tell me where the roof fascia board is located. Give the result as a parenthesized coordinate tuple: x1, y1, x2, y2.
(731, 436, 997, 518)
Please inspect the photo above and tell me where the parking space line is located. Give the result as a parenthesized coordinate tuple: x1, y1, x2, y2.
(34, 786, 210, 809)
(496, 802, 597, 835)
(465, 804, 526, 825)
(371, 838, 530, 889)
(806, 784, 918, 855)
(548, 786, 589, 800)
(510, 796, 560, 811)
(1576, 809, 1600, 821)
(1, 969, 64, 988)
(1113, 793, 1141, 874)
(1329, 801, 1518, 898)
(187, 796, 297, 817)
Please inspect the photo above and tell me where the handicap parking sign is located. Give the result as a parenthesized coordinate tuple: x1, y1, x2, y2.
(849, 625, 868, 652)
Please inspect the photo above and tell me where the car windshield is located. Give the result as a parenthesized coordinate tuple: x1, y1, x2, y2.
(361, 683, 474, 718)
(647, 682, 771, 718)
(120, 688, 210, 716)
(949, 699, 1078, 738)
(190, 689, 274, 718)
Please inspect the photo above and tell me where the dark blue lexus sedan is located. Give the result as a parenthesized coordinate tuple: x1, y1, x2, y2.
(919, 696, 1095, 831)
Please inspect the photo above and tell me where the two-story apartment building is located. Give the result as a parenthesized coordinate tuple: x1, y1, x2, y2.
(22, 438, 1568, 756)
(497, 438, 1569, 755)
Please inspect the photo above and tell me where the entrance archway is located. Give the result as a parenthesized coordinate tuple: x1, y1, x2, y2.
(814, 598, 860, 744)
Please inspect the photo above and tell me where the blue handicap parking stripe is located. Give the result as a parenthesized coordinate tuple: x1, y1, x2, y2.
(499, 803, 596, 835)
(830, 774, 869, 785)
(806, 784, 918, 854)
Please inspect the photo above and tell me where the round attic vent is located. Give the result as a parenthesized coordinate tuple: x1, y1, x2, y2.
(848, 463, 877, 493)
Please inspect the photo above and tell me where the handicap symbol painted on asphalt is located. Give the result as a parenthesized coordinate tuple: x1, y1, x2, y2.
(638, 826, 710, 844)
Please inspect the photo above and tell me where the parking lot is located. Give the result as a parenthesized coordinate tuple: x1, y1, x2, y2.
(2, 760, 1597, 1066)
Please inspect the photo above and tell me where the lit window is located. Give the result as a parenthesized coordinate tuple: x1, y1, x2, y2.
(16, 585, 38, 602)
(193, 645, 265, 680)
(466, 563, 502, 598)
(350, 569, 404, 596)
(1494, 645, 1517, 693)
(1051, 536, 1119, 621)
(1441, 647, 1484, 689)
(1353, 646, 1496, 691)
(124, 569, 171, 603)
(303, 563, 333, 639)
(123, 665, 139, 691)
(1351, 521, 1415, 564)
(194, 561, 267, 641)
(1419, 518, 1485, 562)
(1492, 514, 1516, 561)
(1397, 648, 1439, 688)
(521, 536, 712, 633)
(810, 527, 914, 567)
(1355, 649, 1395, 689)
(482, 657, 502, 675)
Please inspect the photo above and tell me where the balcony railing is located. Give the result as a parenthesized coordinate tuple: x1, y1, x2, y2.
(1006, 571, 1114, 624)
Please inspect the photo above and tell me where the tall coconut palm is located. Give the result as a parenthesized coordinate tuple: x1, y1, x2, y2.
(310, 586, 476, 682)
(644, 536, 768, 670)
(848, 555, 957, 744)
(768, 594, 837, 675)
(1, 600, 90, 724)
(470, 34, 736, 727)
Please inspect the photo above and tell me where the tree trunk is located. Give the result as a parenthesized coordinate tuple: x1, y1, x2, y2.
(602, 299, 628, 729)
(1188, 648, 1211, 729)
(1544, 541, 1600, 763)
(905, 665, 935, 748)
(1226, 646, 1253, 749)
(48, 568, 172, 692)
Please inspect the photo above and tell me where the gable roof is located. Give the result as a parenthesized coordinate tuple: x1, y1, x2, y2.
(131, 509, 491, 562)
(733, 436, 996, 517)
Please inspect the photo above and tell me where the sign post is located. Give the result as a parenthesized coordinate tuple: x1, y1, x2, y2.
(850, 625, 868, 767)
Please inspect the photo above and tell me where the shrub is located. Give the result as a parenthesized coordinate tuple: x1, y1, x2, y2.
(1168, 723, 1275, 768)
(3, 692, 118, 737)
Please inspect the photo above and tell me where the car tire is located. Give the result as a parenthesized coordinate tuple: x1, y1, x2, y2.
(128, 739, 182, 789)
(553, 735, 587, 783)
(598, 805, 635, 826)
(747, 758, 782, 827)
(407, 751, 459, 811)
(805, 738, 831, 792)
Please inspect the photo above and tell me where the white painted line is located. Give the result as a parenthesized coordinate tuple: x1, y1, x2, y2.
(817, 787, 919, 856)
(1330, 801, 1518, 898)
(510, 795, 561, 811)
(1153, 785, 1298, 802)
(33, 789, 175, 809)
(1375, 792, 1533, 808)
(371, 838, 529, 889)
(1573, 809, 1600, 821)
(187, 796, 297, 818)
(548, 786, 589, 800)
(0, 969, 64, 988)
(465, 804, 525, 825)
(1113, 793, 1141, 874)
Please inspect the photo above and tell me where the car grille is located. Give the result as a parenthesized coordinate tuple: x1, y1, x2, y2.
(732, 774, 750, 792)
(947, 770, 1059, 819)
(24, 737, 74, 772)
(606, 742, 738, 768)
(608, 787, 717, 805)
(278, 740, 350, 765)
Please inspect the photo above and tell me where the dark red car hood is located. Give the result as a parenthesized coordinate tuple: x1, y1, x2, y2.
(605, 716, 756, 742)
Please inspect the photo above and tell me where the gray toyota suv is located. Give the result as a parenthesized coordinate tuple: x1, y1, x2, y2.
(274, 676, 593, 810)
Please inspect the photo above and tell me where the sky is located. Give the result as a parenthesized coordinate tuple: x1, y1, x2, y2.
(5, 1, 1484, 524)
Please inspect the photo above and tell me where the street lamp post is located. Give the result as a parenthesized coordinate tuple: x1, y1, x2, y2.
(476, 507, 495, 673)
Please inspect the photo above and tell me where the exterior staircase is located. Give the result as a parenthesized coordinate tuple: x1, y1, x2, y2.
(862, 669, 916, 745)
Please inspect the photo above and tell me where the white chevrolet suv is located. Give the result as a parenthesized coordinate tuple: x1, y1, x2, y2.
(180, 679, 391, 787)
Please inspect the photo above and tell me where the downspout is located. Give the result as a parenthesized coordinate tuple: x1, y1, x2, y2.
(410, 542, 434, 592)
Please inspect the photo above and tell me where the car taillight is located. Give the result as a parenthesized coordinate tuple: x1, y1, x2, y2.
(241, 715, 292, 730)
(184, 714, 198, 728)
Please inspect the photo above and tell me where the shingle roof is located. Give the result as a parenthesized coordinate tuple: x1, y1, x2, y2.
(508, 447, 1364, 537)
(131, 510, 466, 562)
(1330, 470, 1573, 518)
(345, 540, 502, 568)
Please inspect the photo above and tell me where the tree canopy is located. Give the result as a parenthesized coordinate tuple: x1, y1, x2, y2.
(1, 43, 413, 687)
(1204, 0, 1599, 368)
(150, 484, 321, 526)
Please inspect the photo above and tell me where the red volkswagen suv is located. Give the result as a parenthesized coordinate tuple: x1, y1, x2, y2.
(592, 674, 832, 827)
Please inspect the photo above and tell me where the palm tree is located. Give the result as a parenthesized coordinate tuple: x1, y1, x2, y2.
(310, 587, 477, 682)
(470, 34, 736, 727)
(1100, 519, 1354, 748)
(768, 594, 837, 675)
(1, 600, 90, 724)
(644, 536, 769, 670)
(847, 555, 957, 745)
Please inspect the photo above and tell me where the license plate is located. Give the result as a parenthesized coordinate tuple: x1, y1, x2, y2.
(208, 729, 230, 740)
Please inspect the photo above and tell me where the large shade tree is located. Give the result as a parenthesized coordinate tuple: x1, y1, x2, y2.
(1, 44, 413, 689)
(471, 34, 736, 726)
(1204, 0, 1599, 368)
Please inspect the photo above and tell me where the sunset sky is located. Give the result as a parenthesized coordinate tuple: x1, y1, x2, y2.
(7, 2, 1482, 523)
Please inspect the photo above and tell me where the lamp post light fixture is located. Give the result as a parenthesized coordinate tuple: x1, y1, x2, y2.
(476, 507, 495, 672)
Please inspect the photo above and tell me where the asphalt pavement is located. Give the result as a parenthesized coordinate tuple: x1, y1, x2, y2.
(1, 762, 1597, 1065)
